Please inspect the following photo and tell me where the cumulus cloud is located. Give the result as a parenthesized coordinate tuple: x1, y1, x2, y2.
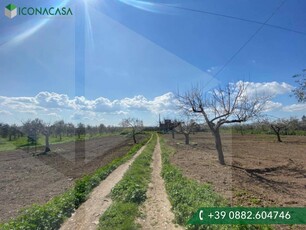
(0, 92, 178, 117)
(238, 81, 293, 98)
(36, 92, 75, 110)
(262, 101, 283, 112)
(150, 92, 178, 113)
(0, 81, 300, 124)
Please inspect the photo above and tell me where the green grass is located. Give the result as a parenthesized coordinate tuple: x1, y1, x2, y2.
(0, 133, 120, 152)
(159, 136, 273, 230)
(0, 134, 150, 230)
(98, 134, 157, 230)
(98, 202, 139, 230)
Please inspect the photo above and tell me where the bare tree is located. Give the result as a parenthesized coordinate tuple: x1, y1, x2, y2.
(41, 123, 52, 153)
(292, 69, 306, 102)
(120, 118, 143, 144)
(174, 116, 196, 145)
(178, 82, 269, 165)
(269, 118, 292, 142)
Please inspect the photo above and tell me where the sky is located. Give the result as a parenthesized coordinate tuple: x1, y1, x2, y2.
(0, 0, 306, 126)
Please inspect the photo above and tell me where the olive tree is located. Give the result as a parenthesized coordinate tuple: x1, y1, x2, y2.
(178, 82, 269, 165)
(22, 119, 43, 151)
(76, 123, 86, 139)
(53, 120, 65, 140)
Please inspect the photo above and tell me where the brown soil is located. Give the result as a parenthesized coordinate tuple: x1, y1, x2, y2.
(0, 135, 144, 222)
(60, 142, 148, 230)
(138, 136, 183, 230)
(166, 133, 306, 228)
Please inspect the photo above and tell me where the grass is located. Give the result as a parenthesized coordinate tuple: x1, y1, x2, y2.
(0, 134, 150, 230)
(0, 133, 120, 152)
(159, 135, 273, 230)
(98, 134, 157, 230)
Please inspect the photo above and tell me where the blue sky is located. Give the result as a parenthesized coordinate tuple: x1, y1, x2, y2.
(0, 0, 306, 126)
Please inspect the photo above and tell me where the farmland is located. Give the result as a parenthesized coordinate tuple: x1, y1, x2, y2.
(1, 129, 305, 229)
(0, 135, 144, 222)
(165, 132, 306, 209)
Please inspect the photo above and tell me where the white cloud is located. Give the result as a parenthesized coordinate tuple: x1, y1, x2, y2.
(0, 92, 178, 123)
(263, 101, 283, 112)
(149, 92, 178, 113)
(282, 103, 306, 112)
(206, 66, 218, 73)
(36, 92, 75, 110)
(71, 111, 95, 121)
(239, 81, 293, 98)
(0, 81, 300, 125)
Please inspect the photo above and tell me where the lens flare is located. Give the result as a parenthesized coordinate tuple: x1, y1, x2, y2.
(1, 0, 71, 46)
(117, 0, 177, 14)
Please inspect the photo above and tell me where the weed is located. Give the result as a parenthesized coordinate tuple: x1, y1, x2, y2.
(98, 134, 157, 229)
(159, 136, 273, 230)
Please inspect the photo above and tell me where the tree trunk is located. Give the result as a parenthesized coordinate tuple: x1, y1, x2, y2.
(213, 129, 225, 165)
(271, 125, 282, 142)
(276, 132, 282, 142)
(171, 130, 175, 139)
(132, 130, 137, 144)
(44, 134, 51, 153)
(184, 133, 190, 145)
(240, 126, 244, 135)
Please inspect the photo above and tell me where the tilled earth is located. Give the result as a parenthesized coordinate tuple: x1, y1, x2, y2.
(166, 133, 306, 208)
(0, 135, 141, 222)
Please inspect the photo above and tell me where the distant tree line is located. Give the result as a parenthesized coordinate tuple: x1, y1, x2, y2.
(0, 119, 124, 153)
(230, 116, 306, 135)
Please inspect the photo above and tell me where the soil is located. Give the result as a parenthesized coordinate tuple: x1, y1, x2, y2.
(166, 133, 306, 228)
(138, 136, 183, 230)
(60, 142, 148, 230)
(0, 135, 144, 222)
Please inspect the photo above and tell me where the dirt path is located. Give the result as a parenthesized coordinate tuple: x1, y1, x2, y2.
(138, 136, 183, 230)
(60, 143, 148, 230)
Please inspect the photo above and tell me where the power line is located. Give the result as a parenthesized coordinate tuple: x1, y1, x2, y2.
(162, 3, 306, 36)
(211, 0, 287, 79)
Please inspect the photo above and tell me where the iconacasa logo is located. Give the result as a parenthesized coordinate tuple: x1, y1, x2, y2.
(4, 4, 73, 19)
(5, 4, 17, 19)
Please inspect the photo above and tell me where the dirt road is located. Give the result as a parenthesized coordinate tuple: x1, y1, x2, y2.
(60, 143, 147, 230)
(138, 136, 183, 230)
(60, 135, 182, 230)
